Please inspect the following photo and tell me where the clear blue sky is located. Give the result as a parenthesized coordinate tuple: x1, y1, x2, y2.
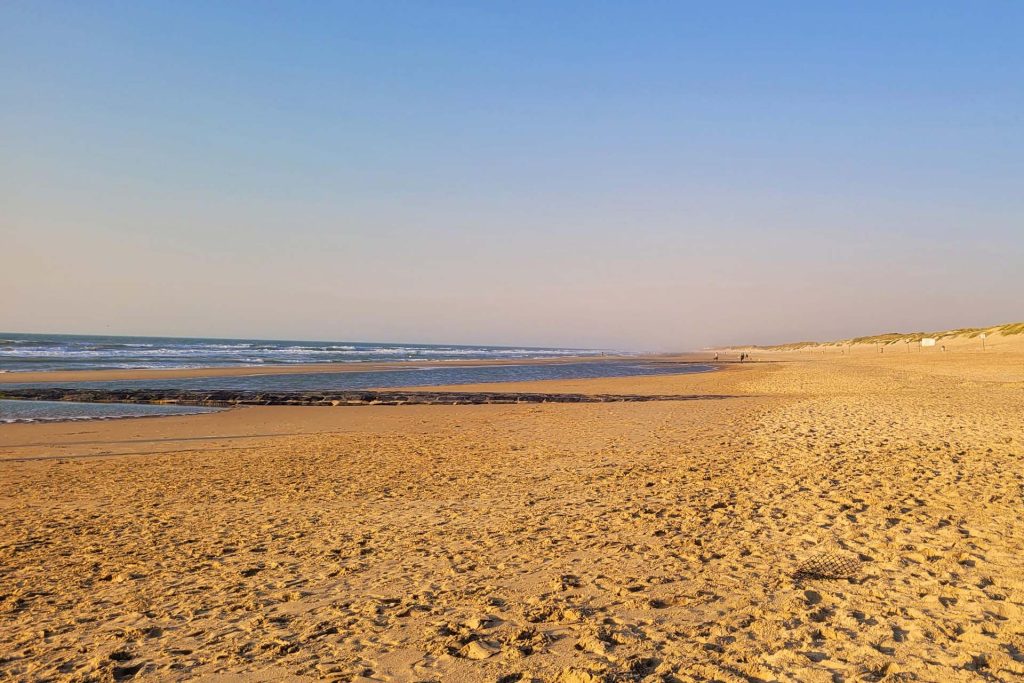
(3, 2, 1022, 349)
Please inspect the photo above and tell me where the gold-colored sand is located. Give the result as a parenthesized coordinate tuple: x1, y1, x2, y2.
(2, 345, 1023, 681)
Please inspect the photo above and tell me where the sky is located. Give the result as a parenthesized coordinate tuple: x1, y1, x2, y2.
(2, 1, 1022, 350)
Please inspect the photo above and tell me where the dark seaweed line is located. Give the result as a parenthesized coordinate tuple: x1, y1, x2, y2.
(0, 388, 735, 407)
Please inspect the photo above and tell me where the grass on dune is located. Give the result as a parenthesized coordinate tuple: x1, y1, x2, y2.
(732, 320, 1024, 350)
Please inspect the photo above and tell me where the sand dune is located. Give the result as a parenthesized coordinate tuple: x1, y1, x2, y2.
(2, 350, 1023, 681)
(720, 320, 1024, 355)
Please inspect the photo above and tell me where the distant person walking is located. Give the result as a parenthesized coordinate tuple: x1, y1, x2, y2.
(714, 352, 719, 361)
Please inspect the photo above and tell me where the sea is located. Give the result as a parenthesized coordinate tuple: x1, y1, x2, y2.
(0, 399, 219, 424)
(0, 333, 606, 372)
(0, 333, 712, 422)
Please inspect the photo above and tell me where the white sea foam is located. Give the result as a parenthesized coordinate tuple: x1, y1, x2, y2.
(0, 333, 610, 373)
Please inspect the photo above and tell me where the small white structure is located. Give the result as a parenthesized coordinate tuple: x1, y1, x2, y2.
(920, 338, 936, 347)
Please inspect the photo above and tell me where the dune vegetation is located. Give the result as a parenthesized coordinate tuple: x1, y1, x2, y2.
(729, 320, 1024, 351)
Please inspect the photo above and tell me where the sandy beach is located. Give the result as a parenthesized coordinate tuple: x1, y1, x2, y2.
(2, 342, 1024, 682)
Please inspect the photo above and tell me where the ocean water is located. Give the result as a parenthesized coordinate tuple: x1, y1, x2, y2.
(0, 333, 607, 372)
(0, 399, 221, 424)
(1, 360, 713, 393)
(0, 335, 713, 421)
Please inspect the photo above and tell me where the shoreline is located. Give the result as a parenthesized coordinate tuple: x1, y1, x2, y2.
(0, 352, 716, 384)
(0, 409, 226, 427)
(2, 363, 744, 460)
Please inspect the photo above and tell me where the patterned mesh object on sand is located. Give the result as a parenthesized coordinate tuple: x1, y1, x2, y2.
(794, 551, 861, 580)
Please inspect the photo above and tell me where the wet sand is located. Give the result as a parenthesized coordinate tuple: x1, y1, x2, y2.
(2, 345, 1023, 681)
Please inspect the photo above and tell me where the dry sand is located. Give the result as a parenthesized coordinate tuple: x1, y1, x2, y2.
(2, 346, 1024, 682)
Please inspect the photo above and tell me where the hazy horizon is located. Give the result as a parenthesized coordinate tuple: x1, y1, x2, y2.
(4, 2, 1022, 351)
(0, 329, 608, 351)
(1, 316, 1022, 355)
